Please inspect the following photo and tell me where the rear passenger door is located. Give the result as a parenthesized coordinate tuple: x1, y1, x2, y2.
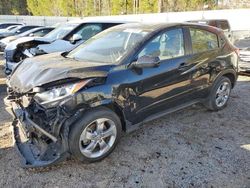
(187, 27, 221, 98)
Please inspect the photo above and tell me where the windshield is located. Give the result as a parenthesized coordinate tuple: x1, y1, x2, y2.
(67, 27, 150, 64)
(43, 23, 78, 40)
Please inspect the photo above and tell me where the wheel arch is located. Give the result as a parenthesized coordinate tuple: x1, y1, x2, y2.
(222, 72, 237, 88)
(212, 69, 237, 88)
(102, 102, 127, 132)
(87, 98, 127, 132)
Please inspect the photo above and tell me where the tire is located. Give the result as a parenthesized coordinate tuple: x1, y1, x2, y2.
(204, 76, 232, 111)
(68, 107, 122, 163)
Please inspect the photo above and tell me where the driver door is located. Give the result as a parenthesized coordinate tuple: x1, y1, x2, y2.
(130, 28, 195, 123)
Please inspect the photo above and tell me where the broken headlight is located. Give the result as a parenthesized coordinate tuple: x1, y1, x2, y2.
(34, 79, 92, 107)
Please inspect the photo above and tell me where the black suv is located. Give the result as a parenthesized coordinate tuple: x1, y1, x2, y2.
(5, 23, 238, 168)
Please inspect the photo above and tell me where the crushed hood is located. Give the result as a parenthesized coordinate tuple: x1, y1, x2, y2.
(37, 40, 76, 53)
(5, 37, 52, 51)
(0, 35, 18, 44)
(8, 52, 112, 93)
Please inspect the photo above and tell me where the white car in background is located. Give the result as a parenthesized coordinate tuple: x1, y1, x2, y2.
(4, 19, 131, 75)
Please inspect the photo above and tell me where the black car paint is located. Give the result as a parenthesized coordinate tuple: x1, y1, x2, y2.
(6, 23, 238, 168)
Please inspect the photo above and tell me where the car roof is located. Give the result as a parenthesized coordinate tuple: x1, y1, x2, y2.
(188, 19, 229, 22)
(68, 18, 135, 24)
(109, 22, 222, 34)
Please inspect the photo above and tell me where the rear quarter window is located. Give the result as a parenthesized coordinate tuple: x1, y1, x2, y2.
(190, 28, 219, 54)
(218, 21, 230, 31)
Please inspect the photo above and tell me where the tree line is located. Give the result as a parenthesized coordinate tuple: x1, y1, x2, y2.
(0, 0, 220, 16)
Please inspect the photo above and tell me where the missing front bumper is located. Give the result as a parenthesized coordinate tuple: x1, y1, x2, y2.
(6, 101, 70, 168)
(12, 119, 69, 168)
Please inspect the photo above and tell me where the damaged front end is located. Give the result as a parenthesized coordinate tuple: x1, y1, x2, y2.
(5, 92, 68, 168)
(5, 52, 111, 168)
(4, 79, 93, 168)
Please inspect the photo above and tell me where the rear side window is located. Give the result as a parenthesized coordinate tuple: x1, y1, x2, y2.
(32, 28, 53, 37)
(190, 28, 219, 54)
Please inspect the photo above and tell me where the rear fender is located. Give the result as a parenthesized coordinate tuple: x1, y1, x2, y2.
(210, 68, 237, 88)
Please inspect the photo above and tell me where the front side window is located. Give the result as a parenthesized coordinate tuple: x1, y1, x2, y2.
(138, 28, 185, 60)
(190, 28, 219, 54)
(15, 26, 38, 34)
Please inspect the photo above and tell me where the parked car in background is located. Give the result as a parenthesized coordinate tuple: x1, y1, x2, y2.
(5, 23, 238, 168)
(0, 22, 23, 29)
(0, 26, 54, 52)
(188, 19, 232, 40)
(0, 25, 21, 34)
(234, 37, 250, 72)
(4, 19, 131, 75)
(0, 25, 41, 40)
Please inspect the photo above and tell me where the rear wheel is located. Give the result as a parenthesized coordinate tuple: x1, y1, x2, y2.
(205, 76, 232, 111)
(69, 107, 122, 162)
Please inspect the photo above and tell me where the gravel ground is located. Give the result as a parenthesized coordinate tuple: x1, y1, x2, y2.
(0, 57, 249, 187)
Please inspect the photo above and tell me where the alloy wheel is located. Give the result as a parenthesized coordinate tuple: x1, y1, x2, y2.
(215, 81, 231, 107)
(79, 118, 117, 158)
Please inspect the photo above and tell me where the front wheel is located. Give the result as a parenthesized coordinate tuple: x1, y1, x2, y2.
(205, 76, 232, 111)
(68, 107, 122, 163)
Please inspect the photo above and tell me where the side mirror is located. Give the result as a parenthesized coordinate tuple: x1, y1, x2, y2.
(133, 55, 160, 68)
(29, 33, 34, 37)
(71, 34, 82, 43)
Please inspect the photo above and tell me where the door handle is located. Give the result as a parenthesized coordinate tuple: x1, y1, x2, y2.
(178, 62, 189, 70)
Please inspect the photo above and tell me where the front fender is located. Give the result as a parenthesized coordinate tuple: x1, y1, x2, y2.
(60, 84, 114, 114)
